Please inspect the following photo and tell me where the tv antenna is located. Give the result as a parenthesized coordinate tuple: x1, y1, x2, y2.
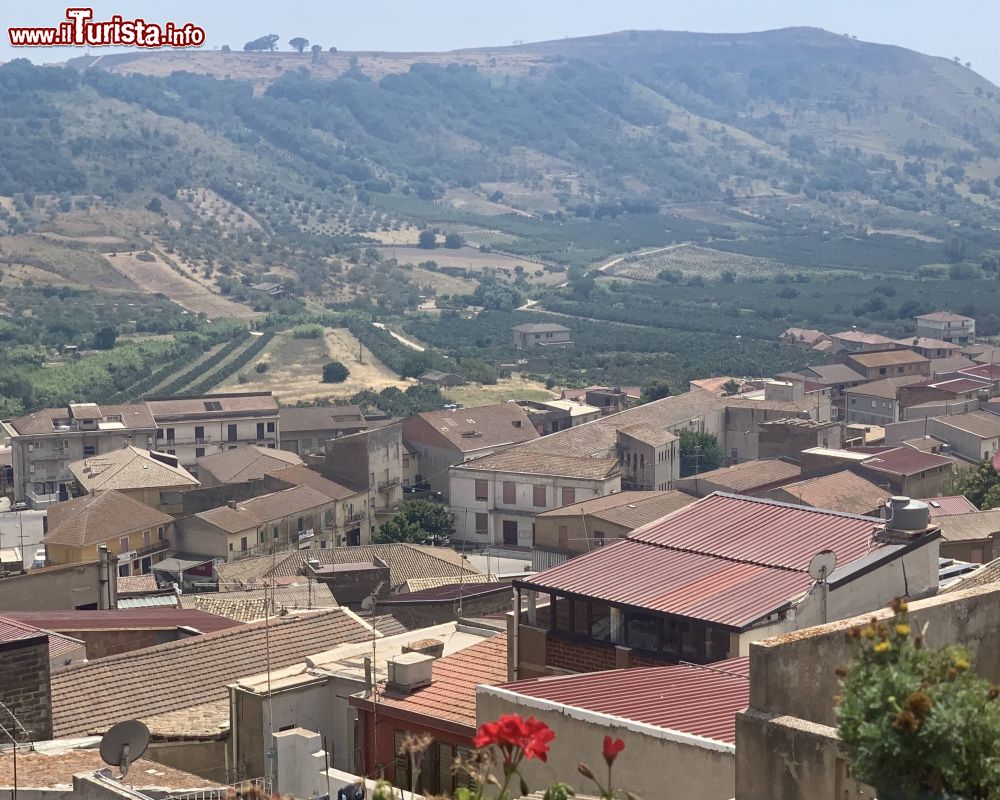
(808, 550, 838, 624)
(99, 720, 150, 779)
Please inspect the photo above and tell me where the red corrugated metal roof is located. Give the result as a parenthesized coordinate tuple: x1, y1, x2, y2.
(0, 615, 47, 644)
(919, 496, 979, 517)
(518, 494, 886, 629)
(497, 658, 749, 745)
(2, 609, 242, 634)
(861, 447, 956, 477)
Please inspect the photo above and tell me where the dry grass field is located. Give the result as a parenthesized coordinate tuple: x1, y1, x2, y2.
(214, 328, 412, 402)
(107, 249, 260, 319)
(380, 245, 563, 286)
(443, 375, 555, 407)
(607, 244, 790, 281)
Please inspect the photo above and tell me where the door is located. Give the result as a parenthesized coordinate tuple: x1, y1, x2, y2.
(227, 424, 238, 443)
(502, 520, 518, 546)
(256, 422, 265, 440)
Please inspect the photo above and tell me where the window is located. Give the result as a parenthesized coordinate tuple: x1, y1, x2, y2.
(227, 424, 238, 443)
(403, 456, 410, 469)
(195, 447, 205, 458)
(533, 485, 546, 507)
(118, 564, 130, 578)
(626, 612, 661, 652)
(167, 449, 176, 456)
(156, 429, 164, 440)
(260, 531, 266, 544)
(730, 448, 739, 461)
(297, 517, 305, 532)
(83, 445, 96, 457)
(256, 422, 266, 440)
(558, 525, 568, 548)
(561, 487, 575, 506)
(204, 401, 223, 411)
(878, 368, 887, 376)
(157, 526, 164, 541)
(143, 530, 151, 547)
(594, 530, 605, 547)
(240, 536, 248, 551)
(475, 513, 488, 536)
(166, 427, 175, 442)
(502, 481, 516, 504)
(273, 526, 279, 540)
(119, 536, 130, 552)
(475, 479, 488, 502)
(266, 421, 276, 433)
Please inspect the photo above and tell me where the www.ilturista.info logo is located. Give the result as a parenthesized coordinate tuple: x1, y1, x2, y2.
(8, 7, 205, 48)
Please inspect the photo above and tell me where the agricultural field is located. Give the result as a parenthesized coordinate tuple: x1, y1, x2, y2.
(607, 244, 793, 282)
(178, 188, 263, 233)
(0, 234, 138, 291)
(442, 375, 555, 407)
(440, 224, 524, 248)
(215, 327, 412, 402)
(107, 248, 260, 319)
(380, 245, 564, 286)
(442, 189, 534, 219)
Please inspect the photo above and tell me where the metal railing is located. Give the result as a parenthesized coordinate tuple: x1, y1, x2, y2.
(377, 476, 400, 490)
(172, 777, 272, 800)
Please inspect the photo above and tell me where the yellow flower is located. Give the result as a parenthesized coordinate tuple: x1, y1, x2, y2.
(954, 657, 970, 672)
(862, 626, 876, 640)
(895, 624, 911, 637)
(873, 641, 891, 654)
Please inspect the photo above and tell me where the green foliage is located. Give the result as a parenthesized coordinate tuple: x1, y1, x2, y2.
(837, 602, 1000, 799)
(244, 34, 279, 52)
(344, 315, 450, 378)
(92, 327, 117, 350)
(444, 232, 464, 249)
(459, 357, 498, 385)
(722, 378, 742, 396)
(952, 460, 1000, 509)
(418, 229, 437, 249)
(254, 361, 269, 374)
(641, 380, 672, 403)
(288, 37, 309, 54)
(375, 499, 455, 544)
(679, 430, 724, 477)
(473, 275, 523, 312)
(292, 323, 325, 339)
(322, 360, 350, 383)
(350, 384, 445, 417)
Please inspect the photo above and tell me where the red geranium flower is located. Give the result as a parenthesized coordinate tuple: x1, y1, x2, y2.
(473, 714, 556, 763)
(602, 735, 625, 766)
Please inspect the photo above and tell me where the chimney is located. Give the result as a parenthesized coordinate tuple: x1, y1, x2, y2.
(402, 638, 444, 659)
(386, 653, 434, 693)
(227, 500, 238, 510)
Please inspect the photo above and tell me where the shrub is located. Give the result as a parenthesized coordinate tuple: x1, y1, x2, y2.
(254, 361, 269, 373)
(322, 360, 350, 383)
(292, 323, 325, 339)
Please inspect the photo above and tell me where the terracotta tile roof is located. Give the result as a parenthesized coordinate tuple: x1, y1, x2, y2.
(43, 491, 173, 548)
(847, 350, 929, 369)
(8, 403, 154, 435)
(800, 364, 866, 384)
(188, 595, 270, 622)
(518, 494, 893, 630)
(618, 422, 678, 447)
(918, 496, 979, 517)
(676, 459, 801, 493)
(934, 509, 1000, 542)
(780, 328, 828, 345)
(916, 311, 974, 323)
(278, 405, 367, 433)
(197, 445, 303, 485)
(0, 750, 221, 790)
(2, 608, 243, 635)
(496, 658, 750, 746)
(195, 485, 334, 533)
(829, 331, 895, 345)
(264, 464, 359, 500)
(762, 471, 890, 516)
(215, 544, 480, 591)
(945, 557, 1000, 592)
(893, 336, 961, 351)
(860, 447, 957, 477)
(117, 574, 160, 595)
(512, 323, 570, 333)
(352, 633, 507, 731)
(50, 608, 372, 737)
(378, 582, 510, 605)
(930, 355, 977, 374)
(459, 391, 727, 480)
(402, 574, 495, 593)
(70, 446, 198, 492)
(145, 392, 278, 421)
(406, 404, 539, 453)
(845, 376, 925, 400)
(141, 699, 231, 739)
(0, 615, 48, 645)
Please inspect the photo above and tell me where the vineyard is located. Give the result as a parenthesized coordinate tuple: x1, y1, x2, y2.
(608, 244, 791, 281)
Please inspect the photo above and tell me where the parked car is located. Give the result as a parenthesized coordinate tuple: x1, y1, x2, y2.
(31, 548, 46, 569)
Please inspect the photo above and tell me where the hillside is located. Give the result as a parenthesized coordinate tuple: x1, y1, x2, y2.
(2, 27, 1000, 414)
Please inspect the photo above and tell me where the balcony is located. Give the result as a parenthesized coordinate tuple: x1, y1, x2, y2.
(135, 540, 170, 558)
(162, 435, 211, 446)
(377, 477, 400, 491)
(348, 512, 368, 523)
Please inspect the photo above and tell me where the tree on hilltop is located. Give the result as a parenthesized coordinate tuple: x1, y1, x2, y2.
(289, 37, 309, 53)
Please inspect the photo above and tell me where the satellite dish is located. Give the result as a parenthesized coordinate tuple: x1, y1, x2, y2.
(361, 595, 374, 612)
(100, 720, 150, 778)
(808, 550, 838, 582)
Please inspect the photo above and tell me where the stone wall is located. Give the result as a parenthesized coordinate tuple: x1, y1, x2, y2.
(0, 635, 52, 741)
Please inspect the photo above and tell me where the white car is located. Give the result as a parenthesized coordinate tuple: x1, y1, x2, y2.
(31, 548, 46, 569)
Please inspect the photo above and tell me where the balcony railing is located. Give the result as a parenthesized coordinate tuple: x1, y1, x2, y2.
(348, 512, 368, 522)
(134, 540, 170, 558)
(377, 477, 400, 490)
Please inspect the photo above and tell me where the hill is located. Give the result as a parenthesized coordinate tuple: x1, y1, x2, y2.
(2, 28, 1000, 413)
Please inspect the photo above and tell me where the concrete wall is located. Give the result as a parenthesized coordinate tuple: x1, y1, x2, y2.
(57, 626, 199, 659)
(758, 423, 842, 462)
(0, 558, 115, 611)
(533, 516, 632, 557)
(145, 737, 229, 784)
(0, 635, 52, 741)
(379, 590, 513, 628)
(478, 687, 736, 800)
(735, 583, 1000, 800)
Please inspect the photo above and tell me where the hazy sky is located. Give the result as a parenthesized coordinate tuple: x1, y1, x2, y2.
(4, 0, 999, 84)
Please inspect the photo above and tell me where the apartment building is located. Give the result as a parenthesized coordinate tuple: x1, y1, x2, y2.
(915, 311, 975, 345)
(2, 403, 156, 508)
(511, 323, 573, 349)
(4, 392, 281, 509)
(843, 376, 925, 426)
(402, 404, 538, 501)
(145, 392, 279, 466)
(844, 349, 930, 381)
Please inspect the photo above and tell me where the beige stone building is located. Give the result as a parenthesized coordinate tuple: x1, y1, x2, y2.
(68, 446, 199, 513)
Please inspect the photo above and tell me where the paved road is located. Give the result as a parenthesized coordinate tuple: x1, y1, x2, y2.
(372, 322, 425, 352)
(0, 510, 46, 568)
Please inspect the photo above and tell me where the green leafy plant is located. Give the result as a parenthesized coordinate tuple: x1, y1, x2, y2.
(837, 599, 1000, 800)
